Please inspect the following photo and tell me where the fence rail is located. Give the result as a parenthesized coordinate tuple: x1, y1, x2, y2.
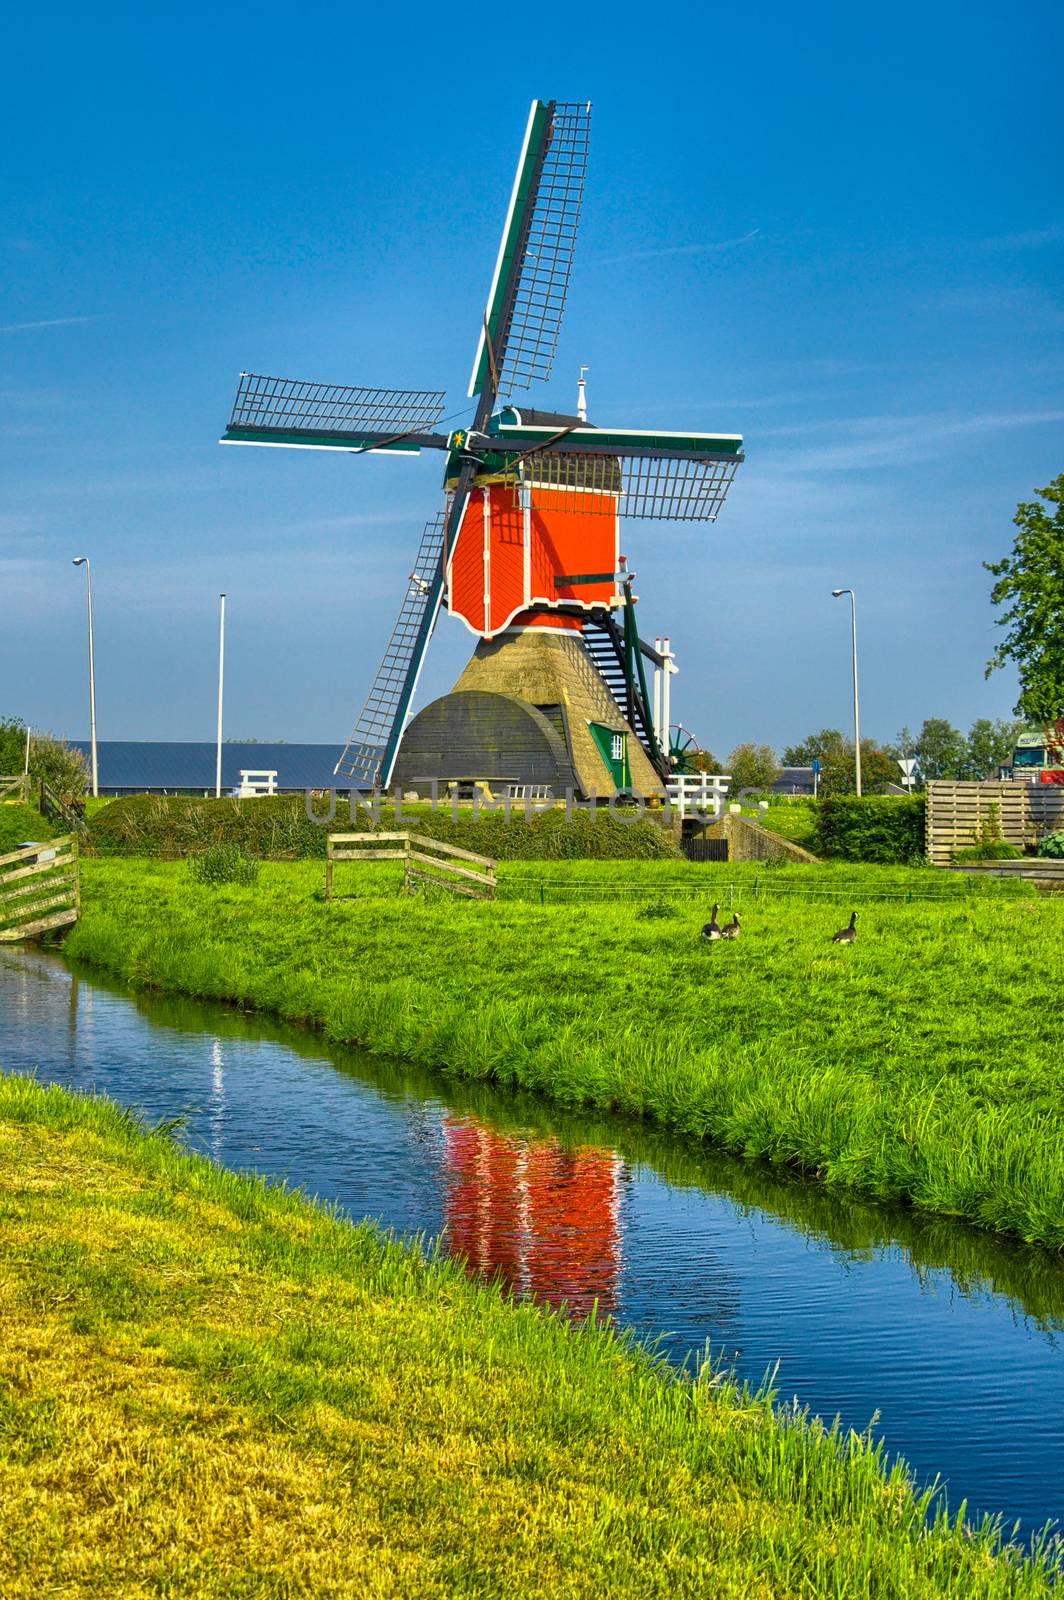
(38, 781, 86, 833)
(326, 832, 496, 900)
(0, 775, 30, 804)
(0, 835, 80, 941)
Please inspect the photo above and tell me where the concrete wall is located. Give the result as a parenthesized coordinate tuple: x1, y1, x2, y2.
(701, 813, 820, 864)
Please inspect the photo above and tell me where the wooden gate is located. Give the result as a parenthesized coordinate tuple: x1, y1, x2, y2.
(0, 836, 80, 941)
(0, 775, 31, 804)
(326, 831, 496, 900)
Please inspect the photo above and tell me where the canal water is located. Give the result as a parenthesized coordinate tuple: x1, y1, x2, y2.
(2, 945, 1062, 1544)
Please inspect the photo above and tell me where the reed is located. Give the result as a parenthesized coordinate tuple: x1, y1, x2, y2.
(0, 1072, 1058, 1597)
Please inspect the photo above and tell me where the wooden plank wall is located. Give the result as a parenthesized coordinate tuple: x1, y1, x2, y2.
(1029, 785, 1064, 835)
(925, 781, 1029, 865)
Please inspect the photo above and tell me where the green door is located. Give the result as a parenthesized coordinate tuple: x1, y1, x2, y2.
(589, 723, 631, 789)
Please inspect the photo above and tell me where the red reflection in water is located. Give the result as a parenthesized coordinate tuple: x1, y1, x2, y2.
(442, 1117, 622, 1319)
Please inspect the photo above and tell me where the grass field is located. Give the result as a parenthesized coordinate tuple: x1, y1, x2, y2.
(61, 856, 1064, 1247)
(1, 1072, 1058, 1598)
(0, 801, 59, 854)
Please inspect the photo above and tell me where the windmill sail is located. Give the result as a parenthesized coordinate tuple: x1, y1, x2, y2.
(518, 450, 742, 521)
(224, 373, 447, 451)
(334, 514, 448, 789)
(469, 100, 591, 399)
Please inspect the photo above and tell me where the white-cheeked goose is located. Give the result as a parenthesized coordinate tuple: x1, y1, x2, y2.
(832, 911, 858, 944)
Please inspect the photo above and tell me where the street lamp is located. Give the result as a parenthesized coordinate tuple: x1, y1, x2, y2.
(72, 557, 98, 798)
(831, 588, 861, 798)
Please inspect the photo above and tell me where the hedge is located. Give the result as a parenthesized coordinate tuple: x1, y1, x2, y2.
(814, 795, 926, 864)
(86, 794, 682, 862)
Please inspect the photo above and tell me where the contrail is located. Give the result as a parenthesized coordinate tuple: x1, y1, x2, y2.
(0, 315, 103, 335)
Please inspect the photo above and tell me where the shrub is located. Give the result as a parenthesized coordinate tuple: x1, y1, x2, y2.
(1037, 830, 1064, 859)
(952, 841, 1025, 862)
(188, 842, 260, 886)
(0, 717, 89, 798)
(88, 794, 682, 862)
(815, 795, 926, 864)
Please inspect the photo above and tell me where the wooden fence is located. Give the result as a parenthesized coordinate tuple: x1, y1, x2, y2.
(0, 775, 30, 804)
(0, 835, 80, 942)
(326, 832, 496, 900)
(925, 780, 1064, 865)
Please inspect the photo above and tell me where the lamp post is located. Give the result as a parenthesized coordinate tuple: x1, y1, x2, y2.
(215, 593, 226, 799)
(831, 587, 861, 797)
(72, 557, 98, 798)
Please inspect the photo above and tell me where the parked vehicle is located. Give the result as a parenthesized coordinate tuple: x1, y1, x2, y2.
(1005, 722, 1064, 784)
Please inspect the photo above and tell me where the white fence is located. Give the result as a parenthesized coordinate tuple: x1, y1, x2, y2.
(237, 769, 278, 798)
(666, 772, 731, 819)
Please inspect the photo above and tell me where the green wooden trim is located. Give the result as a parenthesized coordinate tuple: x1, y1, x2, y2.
(489, 420, 744, 455)
(468, 101, 552, 398)
(553, 572, 615, 588)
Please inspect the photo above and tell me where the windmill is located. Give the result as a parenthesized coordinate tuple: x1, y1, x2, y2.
(222, 100, 744, 798)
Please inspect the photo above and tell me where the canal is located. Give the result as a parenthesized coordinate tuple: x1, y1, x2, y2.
(2, 944, 1062, 1544)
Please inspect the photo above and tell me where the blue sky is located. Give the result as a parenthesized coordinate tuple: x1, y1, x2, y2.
(3, 1, 1062, 758)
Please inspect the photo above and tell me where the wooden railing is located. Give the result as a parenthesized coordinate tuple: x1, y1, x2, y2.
(327, 831, 496, 900)
(0, 835, 80, 942)
(38, 780, 86, 833)
(0, 775, 30, 804)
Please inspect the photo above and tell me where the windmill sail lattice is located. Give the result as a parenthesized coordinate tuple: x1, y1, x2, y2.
(498, 102, 590, 392)
(334, 514, 448, 787)
(469, 101, 591, 399)
(514, 451, 741, 521)
(228, 373, 446, 443)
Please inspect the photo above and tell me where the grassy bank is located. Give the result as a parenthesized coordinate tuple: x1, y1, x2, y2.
(62, 858, 1064, 1247)
(0, 801, 58, 853)
(0, 1073, 1058, 1597)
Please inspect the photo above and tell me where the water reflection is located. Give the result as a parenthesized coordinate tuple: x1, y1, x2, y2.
(443, 1117, 622, 1316)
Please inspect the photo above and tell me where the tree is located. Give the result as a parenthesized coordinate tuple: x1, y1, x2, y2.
(782, 728, 898, 795)
(986, 474, 1064, 728)
(782, 728, 848, 766)
(963, 717, 1024, 780)
(913, 717, 967, 782)
(0, 717, 89, 798)
(726, 742, 781, 793)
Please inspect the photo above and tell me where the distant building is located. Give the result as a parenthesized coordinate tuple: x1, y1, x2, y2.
(71, 742, 343, 796)
(770, 765, 816, 797)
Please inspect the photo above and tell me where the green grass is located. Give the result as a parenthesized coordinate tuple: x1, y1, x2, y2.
(61, 857, 1064, 1247)
(0, 802, 58, 854)
(759, 799, 821, 851)
(0, 1072, 1059, 1598)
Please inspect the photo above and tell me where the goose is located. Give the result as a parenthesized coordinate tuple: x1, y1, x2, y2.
(832, 911, 858, 944)
(701, 903, 722, 941)
(720, 913, 741, 940)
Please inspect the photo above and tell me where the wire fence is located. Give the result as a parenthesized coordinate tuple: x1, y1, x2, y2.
(498, 873, 1033, 907)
